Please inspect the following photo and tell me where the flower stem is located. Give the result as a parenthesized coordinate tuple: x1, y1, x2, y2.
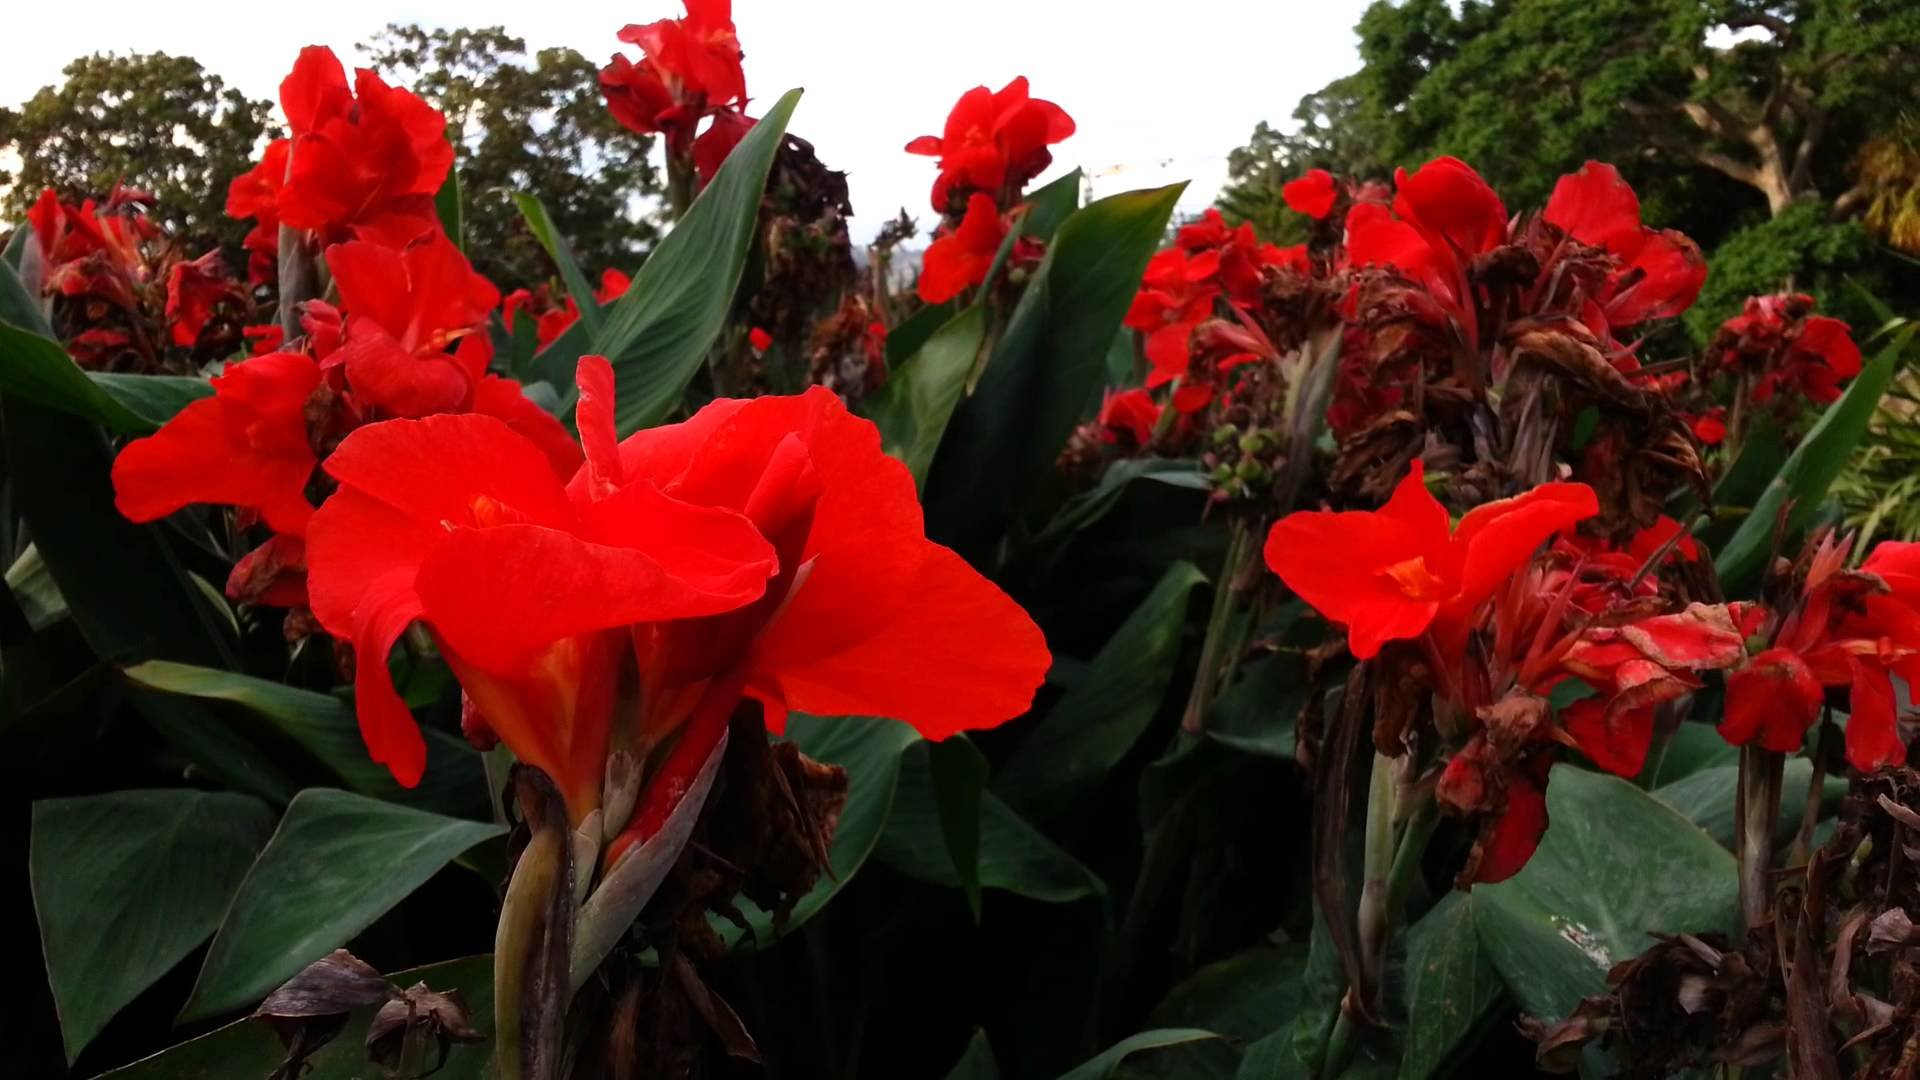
(1735, 745, 1784, 931)
(494, 823, 563, 1080)
(1181, 518, 1254, 734)
(1325, 778, 1438, 1078)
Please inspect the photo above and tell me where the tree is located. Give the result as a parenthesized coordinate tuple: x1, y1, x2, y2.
(364, 24, 665, 287)
(1220, 0, 1920, 327)
(0, 53, 274, 248)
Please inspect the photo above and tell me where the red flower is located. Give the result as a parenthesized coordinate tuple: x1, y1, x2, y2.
(1345, 156, 1508, 347)
(1125, 247, 1223, 386)
(748, 326, 774, 351)
(245, 324, 287, 357)
(1688, 406, 1727, 446)
(226, 139, 289, 286)
(226, 47, 450, 252)
(1721, 647, 1825, 752)
(693, 109, 756, 183)
(226, 533, 310, 609)
(1263, 460, 1598, 659)
(1543, 161, 1706, 328)
(1098, 388, 1160, 447)
(905, 77, 1075, 212)
(1283, 168, 1338, 220)
(918, 194, 1007, 304)
(1176, 209, 1300, 305)
(1714, 294, 1862, 406)
(306, 356, 1050, 827)
(325, 233, 500, 418)
(601, 0, 745, 151)
(164, 251, 245, 347)
(112, 351, 322, 537)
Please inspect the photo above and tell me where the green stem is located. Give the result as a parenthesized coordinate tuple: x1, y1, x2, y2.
(1735, 745, 1784, 931)
(665, 149, 696, 221)
(494, 824, 563, 1080)
(1325, 792, 1439, 1079)
(1181, 519, 1254, 734)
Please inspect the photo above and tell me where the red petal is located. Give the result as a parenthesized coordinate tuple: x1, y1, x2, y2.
(1282, 168, 1338, 220)
(1447, 481, 1599, 611)
(1720, 647, 1823, 753)
(1469, 766, 1550, 884)
(1392, 156, 1508, 257)
(1617, 603, 1747, 671)
(1543, 161, 1643, 256)
(467, 375, 584, 481)
(1562, 697, 1653, 777)
(1845, 657, 1905, 771)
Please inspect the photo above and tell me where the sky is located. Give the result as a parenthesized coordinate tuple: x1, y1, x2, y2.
(1, 0, 1373, 243)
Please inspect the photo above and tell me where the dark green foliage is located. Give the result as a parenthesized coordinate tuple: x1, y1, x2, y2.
(0, 53, 275, 250)
(364, 24, 663, 286)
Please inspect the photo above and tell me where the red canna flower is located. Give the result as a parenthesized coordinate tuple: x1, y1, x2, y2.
(1283, 168, 1338, 220)
(601, 0, 746, 152)
(112, 350, 323, 537)
(918, 194, 1007, 304)
(1721, 647, 1826, 752)
(324, 233, 501, 418)
(1715, 294, 1863, 406)
(226, 533, 310, 609)
(230, 47, 452, 251)
(748, 326, 773, 351)
(693, 109, 756, 183)
(164, 251, 246, 347)
(226, 139, 289, 286)
(1263, 460, 1599, 660)
(1345, 156, 1508, 348)
(1098, 388, 1161, 447)
(245, 324, 287, 357)
(905, 77, 1075, 213)
(306, 356, 1050, 828)
(1176, 209, 1302, 305)
(1125, 247, 1223, 386)
(1542, 161, 1706, 329)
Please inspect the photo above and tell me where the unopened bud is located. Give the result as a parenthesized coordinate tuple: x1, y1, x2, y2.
(1212, 425, 1237, 447)
(601, 749, 642, 844)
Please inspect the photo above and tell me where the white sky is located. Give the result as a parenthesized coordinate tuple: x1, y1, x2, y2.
(2, 0, 1370, 243)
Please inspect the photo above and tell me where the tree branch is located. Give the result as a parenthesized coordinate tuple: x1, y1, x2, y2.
(1831, 181, 1873, 220)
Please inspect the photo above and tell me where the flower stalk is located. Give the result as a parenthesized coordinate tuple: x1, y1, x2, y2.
(1735, 744, 1784, 930)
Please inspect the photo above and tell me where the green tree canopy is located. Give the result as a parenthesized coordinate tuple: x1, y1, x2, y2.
(364, 24, 664, 287)
(0, 52, 274, 249)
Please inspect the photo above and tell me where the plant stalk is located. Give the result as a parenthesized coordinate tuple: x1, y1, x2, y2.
(1735, 745, 1785, 931)
(1181, 518, 1254, 734)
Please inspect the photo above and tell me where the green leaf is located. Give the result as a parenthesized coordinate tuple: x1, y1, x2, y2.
(885, 300, 957, 367)
(863, 304, 989, 485)
(928, 735, 988, 918)
(1473, 767, 1736, 1021)
(32, 790, 275, 1064)
(1055, 1030, 1222, 1080)
(124, 660, 488, 817)
(0, 244, 53, 334)
(0, 320, 175, 434)
(88, 372, 213, 428)
(1637, 721, 1737, 788)
(537, 89, 801, 432)
(184, 789, 503, 1020)
(924, 183, 1185, 555)
(1399, 893, 1504, 1080)
(436, 140, 464, 251)
(1027, 457, 1208, 554)
(6, 543, 67, 631)
(995, 561, 1206, 813)
(875, 742, 1105, 904)
(1020, 169, 1085, 243)
(722, 715, 920, 947)
(101, 955, 494, 1080)
(512, 191, 601, 338)
(1204, 651, 1306, 758)
(1147, 944, 1310, 1043)
(1715, 330, 1910, 590)
(944, 1029, 1001, 1080)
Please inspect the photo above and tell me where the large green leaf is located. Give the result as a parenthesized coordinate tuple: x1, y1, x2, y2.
(994, 562, 1206, 814)
(534, 90, 801, 432)
(436, 137, 465, 251)
(1147, 944, 1310, 1044)
(1473, 767, 1736, 1022)
(1399, 893, 1504, 1080)
(103, 955, 494, 1080)
(7, 542, 67, 630)
(862, 304, 988, 485)
(1715, 330, 1908, 589)
(875, 742, 1105, 904)
(924, 184, 1185, 555)
(184, 789, 503, 1020)
(944, 1029, 1002, 1080)
(32, 790, 275, 1064)
(1055, 1029, 1222, 1080)
(124, 660, 488, 817)
(0, 320, 203, 434)
(723, 715, 921, 947)
(512, 191, 601, 338)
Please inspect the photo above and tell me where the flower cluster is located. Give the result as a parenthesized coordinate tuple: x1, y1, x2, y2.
(26, 186, 250, 371)
(504, 268, 634, 350)
(599, 0, 752, 169)
(908, 78, 1075, 304)
(1711, 291, 1863, 409)
(112, 48, 575, 634)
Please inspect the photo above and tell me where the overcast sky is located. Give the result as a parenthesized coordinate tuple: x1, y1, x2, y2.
(3, 0, 1371, 242)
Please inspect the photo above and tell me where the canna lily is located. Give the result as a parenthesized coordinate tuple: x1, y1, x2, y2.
(600, 0, 746, 152)
(1542, 161, 1707, 328)
(905, 77, 1075, 213)
(1345, 156, 1508, 349)
(323, 233, 502, 419)
(112, 350, 324, 537)
(228, 47, 452, 251)
(1283, 168, 1338, 220)
(1713, 293, 1862, 406)
(1263, 460, 1599, 660)
(1097, 388, 1161, 448)
(1125, 247, 1224, 386)
(164, 251, 246, 348)
(918, 194, 1007, 304)
(307, 356, 1051, 834)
